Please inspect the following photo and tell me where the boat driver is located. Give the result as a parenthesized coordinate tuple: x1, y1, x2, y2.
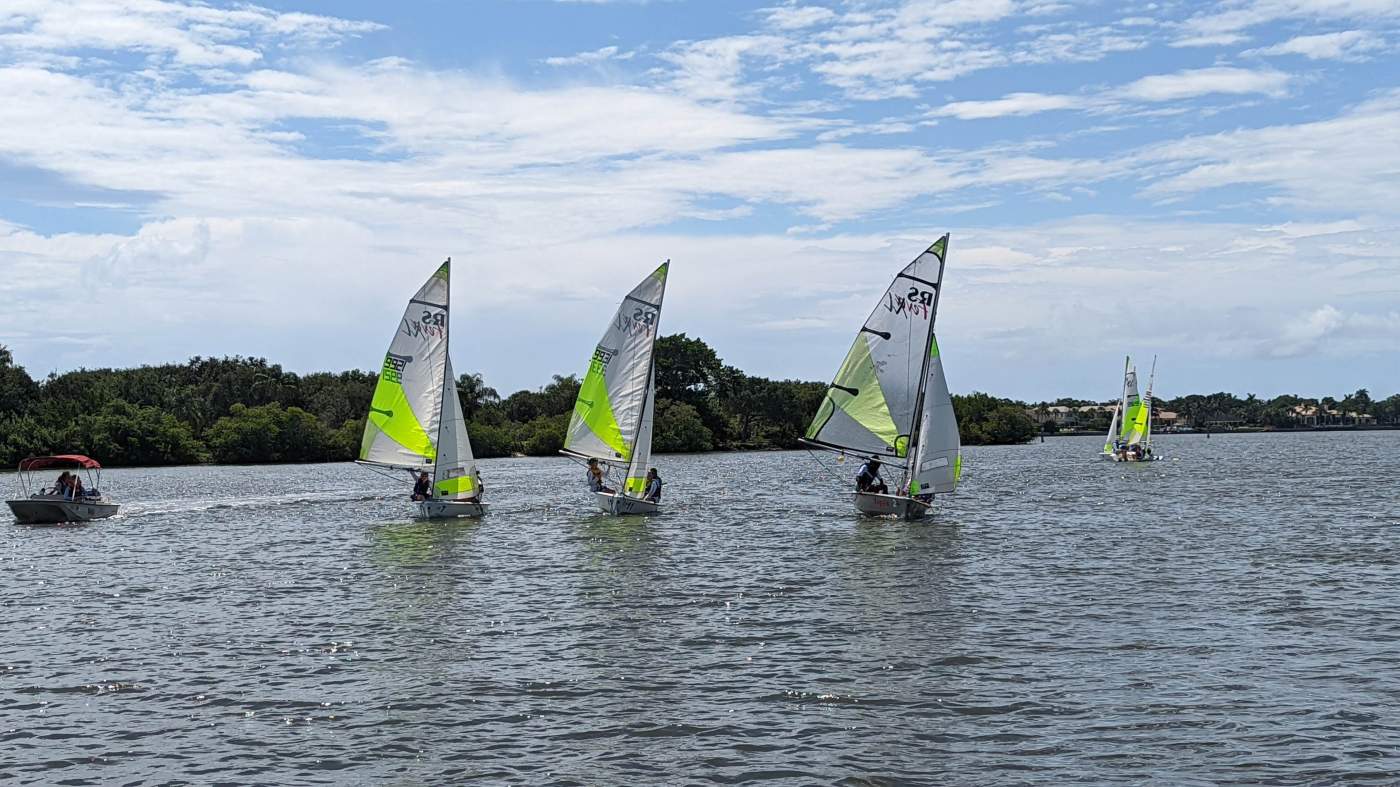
(856, 457, 888, 495)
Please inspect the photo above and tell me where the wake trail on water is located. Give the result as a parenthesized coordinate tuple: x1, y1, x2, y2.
(118, 489, 386, 518)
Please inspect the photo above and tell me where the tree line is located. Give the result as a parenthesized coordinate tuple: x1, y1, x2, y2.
(0, 336, 1045, 467)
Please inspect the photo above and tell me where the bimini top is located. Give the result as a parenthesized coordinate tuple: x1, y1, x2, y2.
(18, 455, 102, 471)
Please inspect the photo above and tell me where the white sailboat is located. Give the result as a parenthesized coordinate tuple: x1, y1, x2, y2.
(562, 262, 669, 515)
(358, 258, 485, 518)
(1102, 355, 1156, 462)
(802, 236, 962, 520)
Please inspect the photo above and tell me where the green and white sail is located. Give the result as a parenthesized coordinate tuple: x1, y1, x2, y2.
(806, 238, 949, 459)
(564, 262, 669, 479)
(434, 358, 480, 500)
(1104, 355, 1152, 452)
(911, 335, 962, 494)
(359, 261, 451, 469)
(623, 375, 656, 496)
(1120, 363, 1149, 446)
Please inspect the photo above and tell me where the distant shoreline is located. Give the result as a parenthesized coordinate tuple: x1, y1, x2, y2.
(1043, 424, 1400, 438)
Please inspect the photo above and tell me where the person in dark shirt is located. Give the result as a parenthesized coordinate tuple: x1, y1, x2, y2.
(643, 468, 662, 503)
(856, 457, 888, 495)
(411, 471, 431, 501)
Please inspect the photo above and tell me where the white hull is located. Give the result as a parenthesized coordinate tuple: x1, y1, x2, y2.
(1102, 449, 1156, 463)
(417, 500, 487, 519)
(853, 492, 931, 521)
(7, 496, 119, 524)
(594, 491, 659, 516)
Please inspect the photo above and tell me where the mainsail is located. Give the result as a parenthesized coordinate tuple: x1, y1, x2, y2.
(806, 236, 961, 494)
(1120, 363, 1149, 447)
(564, 262, 669, 491)
(359, 261, 451, 469)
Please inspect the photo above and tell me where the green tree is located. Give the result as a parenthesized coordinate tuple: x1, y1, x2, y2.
(0, 345, 39, 418)
(654, 399, 713, 452)
(205, 403, 339, 463)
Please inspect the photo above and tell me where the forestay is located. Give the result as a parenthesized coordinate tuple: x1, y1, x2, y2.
(564, 262, 670, 468)
(806, 238, 949, 462)
(359, 261, 450, 469)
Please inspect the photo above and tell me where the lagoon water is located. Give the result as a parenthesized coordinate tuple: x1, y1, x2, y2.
(1, 432, 1398, 784)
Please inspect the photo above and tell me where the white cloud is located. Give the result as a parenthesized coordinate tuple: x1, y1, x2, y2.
(1182, 0, 1400, 37)
(1136, 90, 1400, 214)
(1244, 29, 1385, 60)
(0, 0, 381, 67)
(1116, 66, 1290, 101)
(930, 92, 1084, 119)
(544, 45, 635, 67)
(762, 4, 837, 30)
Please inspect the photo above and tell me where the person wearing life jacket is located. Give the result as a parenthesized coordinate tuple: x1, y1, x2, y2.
(643, 468, 662, 503)
(411, 471, 431, 501)
(856, 457, 888, 495)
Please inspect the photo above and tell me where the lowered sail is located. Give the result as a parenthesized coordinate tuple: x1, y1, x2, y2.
(434, 358, 479, 500)
(565, 262, 669, 464)
(806, 238, 949, 460)
(360, 261, 450, 469)
(910, 335, 961, 494)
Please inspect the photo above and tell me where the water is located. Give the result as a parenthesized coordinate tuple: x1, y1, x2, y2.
(1, 432, 1397, 785)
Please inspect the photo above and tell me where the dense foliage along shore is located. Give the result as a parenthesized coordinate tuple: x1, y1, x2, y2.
(7, 339, 1391, 467)
(0, 337, 1038, 467)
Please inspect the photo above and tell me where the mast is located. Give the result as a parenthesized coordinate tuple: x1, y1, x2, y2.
(903, 235, 949, 491)
(1144, 355, 1157, 448)
(433, 257, 451, 496)
(623, 260, 668, 503)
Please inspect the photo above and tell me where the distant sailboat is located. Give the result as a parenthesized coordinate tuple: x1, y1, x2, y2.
(358, 258, 485, 518)
(562, 262, 669, 515)
(1102, 355, 1156, 462)
(802, 236, 961, 520)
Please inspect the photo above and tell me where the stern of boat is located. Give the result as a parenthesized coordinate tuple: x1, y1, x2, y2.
(594, 492, 659, 516)
(853, 492, 931, 521)
(417, 500, 487, 519)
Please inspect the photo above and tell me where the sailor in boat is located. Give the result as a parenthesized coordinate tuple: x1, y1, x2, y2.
(586, 458, 615, 495)
(643, 468, 662, 503)
(856, 457, 888, 495)
(411, 471, 431, 501)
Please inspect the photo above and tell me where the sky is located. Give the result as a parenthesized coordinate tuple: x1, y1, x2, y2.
(1, 0, 1397, 402)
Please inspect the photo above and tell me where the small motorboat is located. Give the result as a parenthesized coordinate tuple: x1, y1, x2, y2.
(6, 455, 120, 524)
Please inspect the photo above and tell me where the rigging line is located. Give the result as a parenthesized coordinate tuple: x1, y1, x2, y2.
(805, 448, 853, 491)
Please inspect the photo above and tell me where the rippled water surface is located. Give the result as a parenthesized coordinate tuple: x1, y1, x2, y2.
(3, 432, 1398, 785)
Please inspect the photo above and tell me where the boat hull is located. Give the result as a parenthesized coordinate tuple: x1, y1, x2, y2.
(7, 497, 120, 524)
(1102, 451, 1156, 463)
(853, 492, 931, 521)
(417, 500, 487, 519)
(594, 492, 659, 516)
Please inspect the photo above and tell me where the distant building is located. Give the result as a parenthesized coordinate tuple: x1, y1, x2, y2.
(1289, 404, 1375, 426)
